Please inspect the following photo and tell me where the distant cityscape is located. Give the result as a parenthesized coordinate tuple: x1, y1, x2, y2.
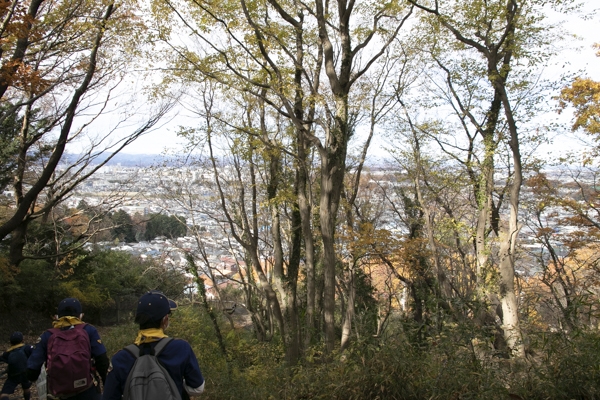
(12, 153, 592, 294)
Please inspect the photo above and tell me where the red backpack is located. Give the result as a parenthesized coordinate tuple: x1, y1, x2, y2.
(46, 324, 94, 397)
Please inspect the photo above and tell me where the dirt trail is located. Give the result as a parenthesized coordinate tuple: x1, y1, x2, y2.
(0, 368, 43, 400)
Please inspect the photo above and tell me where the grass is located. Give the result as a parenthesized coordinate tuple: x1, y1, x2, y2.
(6, 304, 600, 399)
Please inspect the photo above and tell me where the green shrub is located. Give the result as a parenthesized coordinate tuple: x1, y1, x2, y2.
(517, 331, 600, 399)
(97, 306, 600, 400)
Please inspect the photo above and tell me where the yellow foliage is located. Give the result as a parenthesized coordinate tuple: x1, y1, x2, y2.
(521, 242, 600, 329)
(559, 77, 600, 135)
(558, 43, 600, 136)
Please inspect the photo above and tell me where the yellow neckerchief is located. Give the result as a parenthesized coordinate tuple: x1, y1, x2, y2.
(134, 328, 168, 345)
(52, 316, 85, 329)
(7, 343, 25, 352)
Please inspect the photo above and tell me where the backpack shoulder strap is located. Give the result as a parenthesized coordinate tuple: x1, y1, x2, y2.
(124, 344, 140, 359)
(153, 337, 174, 357)
(124, 338, 173, 359)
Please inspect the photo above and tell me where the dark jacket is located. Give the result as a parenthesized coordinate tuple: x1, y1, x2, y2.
(1, 344, 33, 380)
(103, 338, 204, 400)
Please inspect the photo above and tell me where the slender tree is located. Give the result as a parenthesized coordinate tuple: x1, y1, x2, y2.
(406, 0, 575, 356)
(149, 0, 414, 354)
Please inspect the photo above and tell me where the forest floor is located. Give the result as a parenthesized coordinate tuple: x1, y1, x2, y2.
(225, 303, 253, 331)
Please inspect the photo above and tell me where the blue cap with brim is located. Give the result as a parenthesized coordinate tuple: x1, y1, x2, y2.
(57, 298, 82, 317)
(135, 290, 177, 322)
(10, 331, 23, 345)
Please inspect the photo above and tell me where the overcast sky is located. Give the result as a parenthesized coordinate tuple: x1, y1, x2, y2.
(82, 2, 600, 157)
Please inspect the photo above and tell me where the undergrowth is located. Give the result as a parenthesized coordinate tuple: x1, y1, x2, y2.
(98, 305, 600, 400)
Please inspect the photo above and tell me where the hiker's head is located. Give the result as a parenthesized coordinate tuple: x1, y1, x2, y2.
(57, 297, 83, 318)
(135, 290, 177, 330)
(9, 331, 23, 345)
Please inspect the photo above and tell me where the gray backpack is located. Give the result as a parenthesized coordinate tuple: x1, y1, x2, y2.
(122, 338, 182, 400)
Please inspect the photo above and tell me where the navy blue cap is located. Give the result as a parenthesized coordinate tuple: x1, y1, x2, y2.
(10, 331, 23, 345)
(135, 290, 177, 322)
(57, 298, 82, 317)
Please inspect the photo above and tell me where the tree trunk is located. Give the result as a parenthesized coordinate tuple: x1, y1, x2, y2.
(496, 82, 525, 357)
(320, 105, 349, 352)
(340, 262, 355, 351)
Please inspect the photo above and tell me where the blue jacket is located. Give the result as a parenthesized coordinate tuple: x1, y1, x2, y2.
(1, 345, 33, 380)
(103, 338, 204, 400)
